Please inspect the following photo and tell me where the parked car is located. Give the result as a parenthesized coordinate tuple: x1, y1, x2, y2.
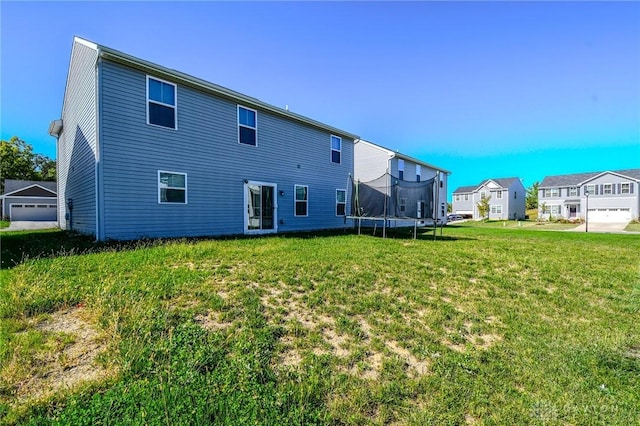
(447, 214, 463, 222)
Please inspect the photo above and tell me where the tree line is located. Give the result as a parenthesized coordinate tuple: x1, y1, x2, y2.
(0, 136, 56, 193)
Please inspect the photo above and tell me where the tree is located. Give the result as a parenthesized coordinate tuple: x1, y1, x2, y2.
(447, 202, 452, 213)
(0, 136, 56, 192)
(477, 194, 491, 220)
(526, 181, 539, 210)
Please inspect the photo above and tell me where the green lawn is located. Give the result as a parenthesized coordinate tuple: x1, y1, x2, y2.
(625, 221, 640, 232)
(1, 227, 639, 424)
(0, 221, 9, 229)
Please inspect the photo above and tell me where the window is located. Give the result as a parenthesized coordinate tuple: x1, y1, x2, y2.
(464, 194, 469, 201)
(542, 205, 561, 215)
(543, 188, 559, 198)
(238, 106, 257, 146)
(496, 191, 503, 199)
(455, 194, 461, 202)
(331, 135, 341, 164)
(621, 183, 630, 194)
(480, 191, 487, 199)
(336, 189, 346, 216)
(158, 171, 187, 204)
(295, 185, 308, 216)
(603, 184, 612, 195)
(490, 205, 502, 214)
(399, 198, 407, 213)
(416, 165, 421, 182)
(398, 159, 405, 180)
(147, 77, 176, 129)
(585, 184, 596, 195)
(569, 187, 578, 197)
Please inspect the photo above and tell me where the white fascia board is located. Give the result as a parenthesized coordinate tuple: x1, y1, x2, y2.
(1, 184, 57, 197)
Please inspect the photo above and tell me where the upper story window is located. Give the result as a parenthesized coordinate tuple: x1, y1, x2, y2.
(621, 183, 631, 194)
(295, 185, 308, 216)
(464, 194, 469, 201)
(416, 165, 421, 182)
(238, 106, 257, 146)
(331, 135, 341, 164)
(569, 187, 578, 197)
(496, 190, 503, 199)
(158, 171, 187, 204)
(399, 198, 406, 213)
(603, 184, 612, 195)
(336, 189, 346, 216)
(398, 159, 405, 180)
(147, 77, 176, 129)
(543, 188, 559, 198)
(585, 184, 596, 195)
(454, 194, 461, 202)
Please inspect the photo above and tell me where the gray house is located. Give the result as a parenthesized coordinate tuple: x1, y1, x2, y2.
(452, 177, 526, 220)
(538, 169, 640, 222)
(1, 179, 57, 221)
(353, 139, 450, 224)
(49, 37, 357, 240)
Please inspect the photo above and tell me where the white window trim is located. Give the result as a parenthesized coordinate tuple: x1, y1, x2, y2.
(569, 187, 578, 197)
(603, 183, 613, 195)
(621, 182, 631, 194)
(496, 190, 503, 199)
(330, 135, 342, 164)
(146, 76, 177, 130)
(238, 105, 258, 146)
(158, 170, 187, 204)
(586, 184, 596, 195)
(490, 205, 503, 214)
(336, 189, 346, 216)
(294, 184, 309, 217)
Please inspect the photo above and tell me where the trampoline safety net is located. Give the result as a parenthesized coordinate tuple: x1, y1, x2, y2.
(351, 173, 435, 219)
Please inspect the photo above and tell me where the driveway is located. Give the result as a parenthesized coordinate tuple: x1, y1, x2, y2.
(1, 221, 59, 232)
(567, 221, 630, 233)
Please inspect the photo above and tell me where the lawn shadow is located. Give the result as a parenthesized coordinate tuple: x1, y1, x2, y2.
(1, 226, 473, 269)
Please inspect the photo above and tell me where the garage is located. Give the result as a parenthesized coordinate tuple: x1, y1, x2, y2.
(10, 204, 57, 221)
(587, 208, 632, 222)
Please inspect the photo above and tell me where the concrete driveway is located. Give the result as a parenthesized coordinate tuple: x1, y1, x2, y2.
(1, 221, 59, 232)
(567, 221, 630, 233)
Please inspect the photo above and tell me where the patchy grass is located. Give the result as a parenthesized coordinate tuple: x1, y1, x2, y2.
(526, 208, 538, 221)
(1, 228, 639, 424)
(624, 220, 640, 232)
(0, 221, 9, 229)
(453, 219, 579, 231)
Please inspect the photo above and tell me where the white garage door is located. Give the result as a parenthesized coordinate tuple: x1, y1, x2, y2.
(10, 204, 57, 221)
(588, 208, 632, 222)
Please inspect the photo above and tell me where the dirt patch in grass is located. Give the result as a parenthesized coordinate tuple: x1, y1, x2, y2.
(194, 309, 232, 332)
(7, 307, 114, 406)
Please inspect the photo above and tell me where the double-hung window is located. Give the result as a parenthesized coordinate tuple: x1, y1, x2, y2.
(569, 187, 578, 197)
(496, 190, 503, 199)
(238, 106, 257, 146)
(336, 189, 346, 216)
(158, 171, 187, 204)
(416, 165, 421, 182)
(621, 183, 630, 194)
(295, 185, 308, 216)
(331, 135, 341, 164)
(490, 205, 502, 214)
(147, 77, 177, 129)
(455, 194, 460, 202)
(585, 184, 596, 195)
(603, 184, 612, 195)
(398, 159, 405, 180)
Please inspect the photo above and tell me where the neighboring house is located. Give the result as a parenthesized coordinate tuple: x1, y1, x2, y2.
(49, 37, 358, 240)
(538, 169, 640, 222)
(353, 139, 450, 224)
(452, 177, 526, 220)
(0, 179, 57, 221)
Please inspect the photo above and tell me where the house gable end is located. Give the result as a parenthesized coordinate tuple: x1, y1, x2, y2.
(2, 184, 57, 198)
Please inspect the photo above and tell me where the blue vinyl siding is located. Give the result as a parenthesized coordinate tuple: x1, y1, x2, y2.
(99, 61, 353, 240)
(57, 40, 98, 235)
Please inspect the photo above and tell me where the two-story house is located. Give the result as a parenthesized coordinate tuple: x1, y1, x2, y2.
(353, 139, 450, 225)
(452, 177, 526, 220)
(49, 37, 358, 240)
(538, 169, 640, 222)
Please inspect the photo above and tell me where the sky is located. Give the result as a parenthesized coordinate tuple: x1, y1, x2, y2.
(1, 1, 639, 200)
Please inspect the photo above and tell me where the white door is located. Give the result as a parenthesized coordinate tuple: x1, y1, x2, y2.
(11, 204, 57, 221)
(588, 208, 632, 222)
(244, 182, 277, 234)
